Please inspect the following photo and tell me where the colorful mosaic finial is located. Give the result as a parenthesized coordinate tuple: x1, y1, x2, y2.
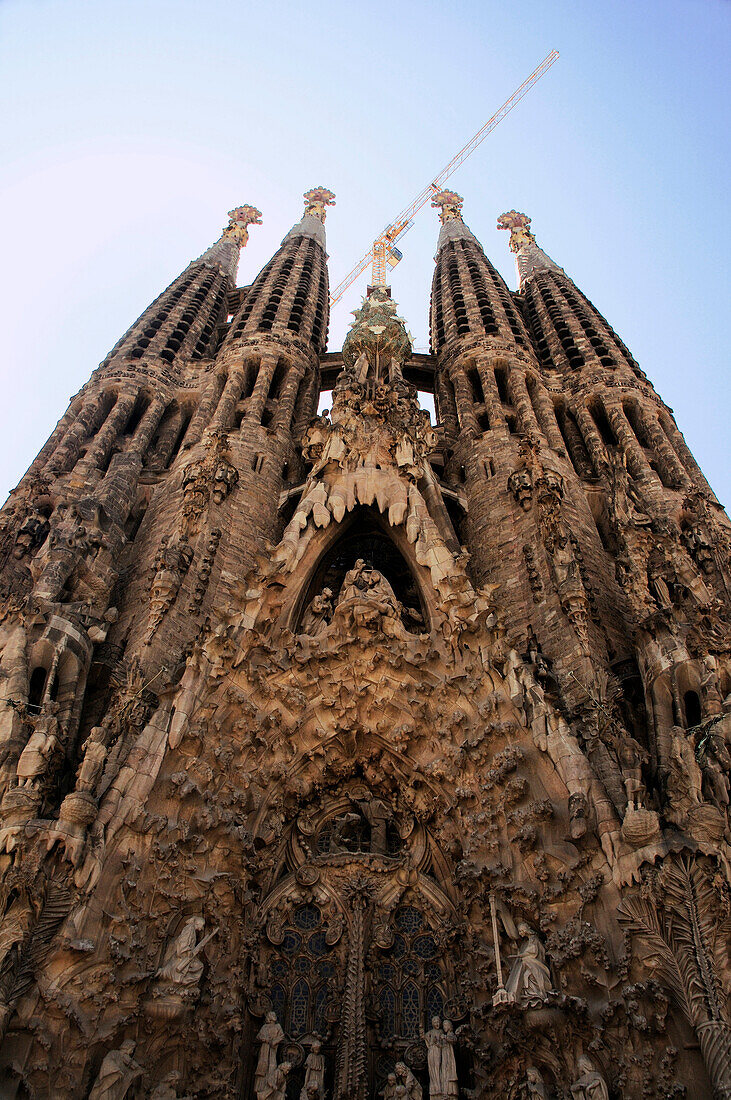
(431, 189, 464, 224)
(225, 205, 262, 247)
(497, 210, 536, 253)
(303, 187, 336, 223)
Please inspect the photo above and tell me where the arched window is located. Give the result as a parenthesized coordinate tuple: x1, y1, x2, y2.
(265, 904, 337, 1039)
(374, 906, 445, 1043)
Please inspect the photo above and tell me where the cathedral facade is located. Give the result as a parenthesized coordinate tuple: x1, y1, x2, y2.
(0, 185, 728, 1099)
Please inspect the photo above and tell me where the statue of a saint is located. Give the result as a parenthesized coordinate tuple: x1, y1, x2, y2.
(353, 792, 393, 854)
(504, 923, 552, 1005)
(260, 1061, 292, 1100)
(525, 1065, 546, 1098)
(301, 588, 334, 636)
(422, 1016, 445, 1099)
(395, 1060, 422, 1100)
(339, 559, 369, 602)
(254, 1012, 285, 1098)
(301, 1039, 325, 1098)
(570, 1055, 609, 1100)
(16, 701, 60, 788)
(88, 1039, 143, 1100)
(441, 1020, 458, 1099)
(156, 916, 207, 991)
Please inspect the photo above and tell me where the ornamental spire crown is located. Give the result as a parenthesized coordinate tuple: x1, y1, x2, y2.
(431, 189, 464, 224)
(497, 209, 563, 287)
(303, 187, 336, 223)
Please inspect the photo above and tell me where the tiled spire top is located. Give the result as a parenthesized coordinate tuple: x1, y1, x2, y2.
(497, 209, 563, 287)
(432, 190, 481, 252)
(431, 189, 464, 224)
(283, 187, 336, 248)
(303, 187, 336, 223)
(198, 204, 262, 280)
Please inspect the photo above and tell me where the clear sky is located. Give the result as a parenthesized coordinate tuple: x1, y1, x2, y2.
(1, 0, 729, 505)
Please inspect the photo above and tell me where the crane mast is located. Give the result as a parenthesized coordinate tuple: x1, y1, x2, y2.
(330, 50, 560, 306)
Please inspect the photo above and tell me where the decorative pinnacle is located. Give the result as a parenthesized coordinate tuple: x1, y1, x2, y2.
(431, 189, 464, 224)
(303, 187, 336, 223)
(497, 210, 536, 253)
(225, 205, 262, 248)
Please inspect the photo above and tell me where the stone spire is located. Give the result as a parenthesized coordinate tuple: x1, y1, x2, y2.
(225, 187, 334, 353)
(497, 210, 563, 289)
(196, 204, 263, 281)
(281, 186, 336, 249)
(431, 188, 484, 253)
(429, 193, 533, 356)
(99, 204, 262, 369)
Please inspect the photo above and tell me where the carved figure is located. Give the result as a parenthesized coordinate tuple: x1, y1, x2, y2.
(440, 1020, 458, 1099)
(508, 469, 533, 511)
(149, 1071, 192, 1100)
(617, 735, 647, 809)
(570, 1055, 609, 1100)
(666, 726, 703, 822)
(144, 536, 194, 644)
(395, 1060, 422, 1100)
(504, 923, 552, 1005)
(525, 1066, 546, 1098)
(255, 1012, 285, 1098)
(75, 726, 108, 796)
(353, 791, 393, 854)
(88, 1040, 143, 1100)
(260, 1061, 292, 1100)
(302, 1040, 325, 1098)
(423, 1016, 445, 1099)
(16, 702, 60, 788)
(381, 1073, 398, 1100)
(301, 588, 334, 636)
(156, 916, 207, 991)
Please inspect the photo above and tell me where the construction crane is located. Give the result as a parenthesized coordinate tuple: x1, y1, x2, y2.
(329, 50, 560, 306)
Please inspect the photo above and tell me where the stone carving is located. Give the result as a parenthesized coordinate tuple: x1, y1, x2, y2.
(181, 429, 238, 536)
(395, 1060, 422, 1100)
(504, 923, 552, 1006)
(525, 1066, 546, 1098)
(144, 536, 194, 644)
(301, 1040, 325, 1099)
(618, 856, 731, 1099)
(88, 1040, 142, 1100)
(508, 468, 533, 511)
(300, 587, 334, 636)
(149, 1071, 193, 1100)
(156, 916, 210, 993)
(15, 701, 60, 789)
(255, 1012, 285, 1098)
(260, 1061, 292, 1100)
(422, 1016, 458, 1099)
(570, 1056, 609, 1100)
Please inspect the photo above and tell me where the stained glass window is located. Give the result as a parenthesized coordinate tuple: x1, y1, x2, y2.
(264, 904, 338, 1041)
(373, 905, 447, 1043)
(290, 977, 310, 1036)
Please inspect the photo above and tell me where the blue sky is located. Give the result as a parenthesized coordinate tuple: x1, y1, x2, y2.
(1, 0, 729, 504)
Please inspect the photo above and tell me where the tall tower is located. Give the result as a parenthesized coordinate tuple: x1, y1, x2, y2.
(0, 189, 728, 1100)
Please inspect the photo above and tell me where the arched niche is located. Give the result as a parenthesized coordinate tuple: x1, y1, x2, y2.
(280, 507, 435, 635)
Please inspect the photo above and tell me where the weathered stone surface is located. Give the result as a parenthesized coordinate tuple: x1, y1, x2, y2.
(0, 193, 726, 1099)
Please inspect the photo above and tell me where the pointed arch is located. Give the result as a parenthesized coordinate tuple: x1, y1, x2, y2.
(279, 506, 436, 634)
